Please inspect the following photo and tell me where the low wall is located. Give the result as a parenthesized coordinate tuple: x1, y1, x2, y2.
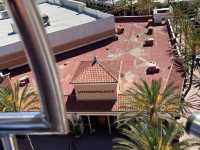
(166, 19, 181, 57)
(36, 0, 48, 4)
(60, 0, 86, 12)
(115, 15, 152, 22)
(0, 29, 115, 69)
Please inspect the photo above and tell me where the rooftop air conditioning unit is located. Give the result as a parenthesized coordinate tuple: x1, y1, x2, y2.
(146, 62, 160, 74)
(19, 75, 30, 87)
(0, 10, 9, 20)
(11, 23, 17, 34)
(78, 5, 85, 13)
(42, 14, 50, 27)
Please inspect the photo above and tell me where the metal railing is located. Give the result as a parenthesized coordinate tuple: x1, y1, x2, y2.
(1, 0, 69, 149)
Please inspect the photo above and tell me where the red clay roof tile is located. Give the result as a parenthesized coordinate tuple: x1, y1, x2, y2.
(71, 60, 120, 84)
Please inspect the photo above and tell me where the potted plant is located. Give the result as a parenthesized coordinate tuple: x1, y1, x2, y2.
(69, 119, 82, 138)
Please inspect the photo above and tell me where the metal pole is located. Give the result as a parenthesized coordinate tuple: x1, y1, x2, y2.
(27, 135, 35, 150)
(5, 0, 69, 133)
(107, 116, 111, 135)
(87, 116, 92, 134)
(1, 0, 69, 148)
(186, 113, 200, 137)
(1, 135, 19, 150)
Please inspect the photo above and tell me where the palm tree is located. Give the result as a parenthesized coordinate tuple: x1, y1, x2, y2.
(119, 80, 181, 124)
(119, 0, 129, 16)
(0, 81, 40, 112)
(171, 2, 200, 99)
(182, 27, 200, 98)
(118, 79, 200, 124)
(135, 0, 153, 15)
(113, 119, 200, 150)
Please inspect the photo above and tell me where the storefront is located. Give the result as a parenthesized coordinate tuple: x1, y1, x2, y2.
(80, 115, 117, 135)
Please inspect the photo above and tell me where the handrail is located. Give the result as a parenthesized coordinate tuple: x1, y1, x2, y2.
(1, 0, 69, 149)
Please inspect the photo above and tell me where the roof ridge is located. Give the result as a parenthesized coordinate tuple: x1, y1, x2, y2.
(71, 60, 119, 84)
(97, 61, 118, 82)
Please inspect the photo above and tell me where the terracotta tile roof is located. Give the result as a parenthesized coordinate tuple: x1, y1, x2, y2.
(113, 95, 134, 112)
(66, 92, 135, 112)
(71, 60, 120, 84)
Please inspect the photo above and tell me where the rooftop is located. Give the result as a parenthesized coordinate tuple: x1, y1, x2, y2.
(0, 2, 96, 47)
(10, 19, 184, 112)
(71, 60, 120, 84)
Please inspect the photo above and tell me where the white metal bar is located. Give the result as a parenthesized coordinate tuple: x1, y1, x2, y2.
(1, 135, 19, 150)
(87, 116, 93, 134)
(186, 114, 200, 137)
(2, 0, 69, 133)
(107, 116, 111, 135)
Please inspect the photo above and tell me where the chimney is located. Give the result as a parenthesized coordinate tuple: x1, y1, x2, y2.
(91, 56, 97, 66)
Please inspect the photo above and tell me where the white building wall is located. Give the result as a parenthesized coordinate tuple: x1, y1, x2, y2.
(153, 8, 171, 24)
(74, 83, 117, 100)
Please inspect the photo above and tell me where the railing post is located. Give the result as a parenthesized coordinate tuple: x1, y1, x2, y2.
(5, 0, 69, 133)
(1, 135, 19, 150)
(0, 0, 70, 148)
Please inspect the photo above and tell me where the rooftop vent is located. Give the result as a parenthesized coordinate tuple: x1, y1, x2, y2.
(143, 38, 154, 47)
(91, 56, 97, 66)
(42, 14, 50, 27)
(19, 75, 29, 87)
(11, 23, 17, 34)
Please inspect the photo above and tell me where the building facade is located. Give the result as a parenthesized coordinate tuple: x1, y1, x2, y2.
(0, 0, 115, 69)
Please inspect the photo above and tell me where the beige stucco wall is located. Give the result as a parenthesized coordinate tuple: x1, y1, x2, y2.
(74, 83, 117, 100)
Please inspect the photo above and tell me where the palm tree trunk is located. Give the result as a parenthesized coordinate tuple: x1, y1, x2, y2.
(179, 30, 182, 50)
(124, 5, 126, 16)
(182, 54, 195, 99)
